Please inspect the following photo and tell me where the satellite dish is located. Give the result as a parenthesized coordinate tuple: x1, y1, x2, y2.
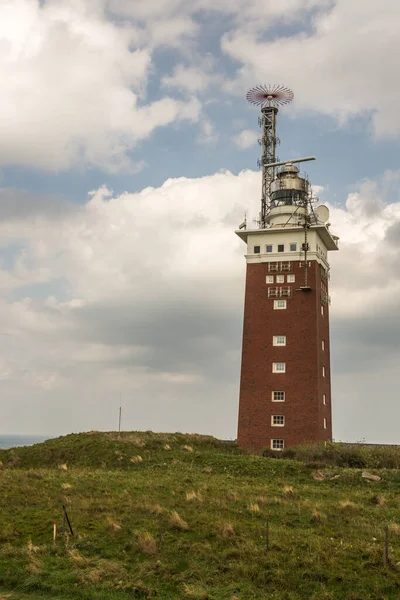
(316, 205, 330, 224)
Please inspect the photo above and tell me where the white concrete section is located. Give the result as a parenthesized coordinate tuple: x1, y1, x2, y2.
(236, 224, 339, 252)
(245, 252, 329, 271)
(267, 205, 307, 227)
(236, 224, 338, 270)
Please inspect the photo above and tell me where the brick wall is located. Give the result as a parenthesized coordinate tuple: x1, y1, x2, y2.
(237, 259, 333, 452)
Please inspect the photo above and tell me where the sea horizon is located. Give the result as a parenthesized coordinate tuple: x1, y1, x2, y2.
(0, 434, 53, 449)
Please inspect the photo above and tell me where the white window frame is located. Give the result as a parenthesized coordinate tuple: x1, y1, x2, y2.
(273, 362, 286, 373)
(289, 243, 297, 252)
(271, 439, 284, 450)
(272, 391, 285, 402)
(266, 245, 273, 253)
(287, 274, 295, 283)
(274, 299, 287, 310)
(266, 275, 274, 284)
(271, 415, 285, 427)
(323, 418, 327, 430)
(276, 274, 284, 283)
(273, 335, 286, 346)
(323, 394, 327, 405)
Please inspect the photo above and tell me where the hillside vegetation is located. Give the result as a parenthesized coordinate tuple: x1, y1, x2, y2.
(0, 431, 399, 600)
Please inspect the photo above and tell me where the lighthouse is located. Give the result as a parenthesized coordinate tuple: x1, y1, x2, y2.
(236, 86, 339, 452)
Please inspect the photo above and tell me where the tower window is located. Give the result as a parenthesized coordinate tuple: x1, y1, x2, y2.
(322, 366, 326, 377)
(272, 391, 285, 402)
(266, 245, 273, 253)
(274, 299, 287, 310)
(278, 244, 284, 252)
(321, 305, 324, 315)
(322, 340, 325, 351)
(290, 243, 297, 251)
(254, 245, 260, 254)
(273, 335, 286, 346)
(266, 275, 274, 284)
(287, 274, 295, 283)
(273, 362, 286, 373)
(324, 418, 327, 429)
(323, 394, 327, 405)
(271, 439, 284, 450)
(276, 274, 284, 283)
(272, 415, 285, 426)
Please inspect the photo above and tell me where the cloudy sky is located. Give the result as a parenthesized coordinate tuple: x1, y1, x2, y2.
(0, 0, 399, 443)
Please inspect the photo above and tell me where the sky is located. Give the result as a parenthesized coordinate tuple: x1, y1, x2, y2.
(0, 0, 400, 443)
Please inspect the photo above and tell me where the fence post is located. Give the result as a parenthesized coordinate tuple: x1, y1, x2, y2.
(63, 505, 74, 536)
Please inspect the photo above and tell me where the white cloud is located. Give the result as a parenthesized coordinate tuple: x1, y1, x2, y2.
(233, 129, 259, 149)
(0, 0, 200, 172)
(198, 120, 219, 145)
(1, 0, 399, 175)
(1, 170, 400, 442)
(221, 0, 400, 138)
(162, 66, 212, 93)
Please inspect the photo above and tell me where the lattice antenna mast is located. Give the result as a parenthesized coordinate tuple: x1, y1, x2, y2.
(246, 85, 294, 228)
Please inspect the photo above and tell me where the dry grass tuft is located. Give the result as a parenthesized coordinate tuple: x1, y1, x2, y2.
(183, 445, 193, 452)
(149, 504, 165, 515)
(185, 490, 203, 503)
(283, 485, 294, 497)
(203, 466, 212, 474)
(183, 583, 208, 599)
(389, 522, 400, 536)
(369, 494, 387, 507)
(339, 500, 358, 512)
(219, 522, 235, 539)
(58, 463, 68, 471)
(84, 559, 124, 584)
(248, 502, 261, 515)
(169, 510, 189, 530)
(226, 491, 238, 501)
(163, 444, 172, 451)
(27, 554, 42, 575)
(61, 483, 73, 490)
(107, 521, 122, 534)
(137, 531, 157, 555)
(311, 506, 327, 523)
(27, 539, 40, 554)
(130, 455, 143, 464)
(68, 549, 90, 567)
(131, 436, 146, 448)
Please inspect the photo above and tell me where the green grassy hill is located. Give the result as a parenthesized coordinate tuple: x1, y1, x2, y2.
(0, 432, 399, 600)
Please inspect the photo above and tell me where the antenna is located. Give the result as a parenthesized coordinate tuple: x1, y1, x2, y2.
(247, 84, 294, 228)
(118, 393, 122, 436)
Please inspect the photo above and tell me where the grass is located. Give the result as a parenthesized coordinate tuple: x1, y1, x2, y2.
(0, 431, 399, 600)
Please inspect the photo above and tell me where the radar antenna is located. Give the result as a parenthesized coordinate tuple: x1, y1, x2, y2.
(247, 85, 294, 228)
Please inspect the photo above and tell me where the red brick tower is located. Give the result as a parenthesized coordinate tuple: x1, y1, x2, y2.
(236, 86, 339, 452)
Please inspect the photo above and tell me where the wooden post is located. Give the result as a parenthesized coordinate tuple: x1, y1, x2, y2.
(63, 505, 74, 536)
(265, 520, 269, 553)
(384, 525, 389, 566)
(53, 521, 57, 544)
